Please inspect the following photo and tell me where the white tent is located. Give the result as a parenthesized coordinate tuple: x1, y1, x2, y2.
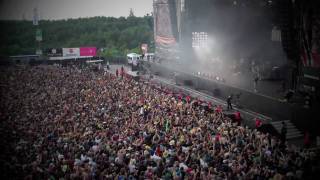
(127, 53, 141, 65)
(143, 53, 155, 61)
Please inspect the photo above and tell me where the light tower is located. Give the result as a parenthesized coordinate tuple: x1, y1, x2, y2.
(33, 7, 42, 56)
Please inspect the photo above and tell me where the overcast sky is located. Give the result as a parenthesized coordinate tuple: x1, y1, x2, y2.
(0, 0, 153, 20)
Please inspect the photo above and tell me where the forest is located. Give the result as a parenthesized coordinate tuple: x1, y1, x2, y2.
(0, 13, 154, 58)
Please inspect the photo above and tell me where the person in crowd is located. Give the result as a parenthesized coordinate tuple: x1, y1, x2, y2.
(255, 117, 262, 130)
(234, 111, 241, 126)
(0, 65, 319, 179)
(121, 66, 125, 79)
(281, 121, 287, 143)
(235, 92, 241, 107)
(284, 89, 294, 102)
(255, 117, 262, 131)
(227, 95, 233, 110)
(106, 60, 110, 70)
(304, 131, 311, 148)
(253, 74, 259, 93)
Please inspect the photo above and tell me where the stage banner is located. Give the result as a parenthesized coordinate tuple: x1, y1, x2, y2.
(154, 0, 177, 47)
(300, 7, 320, 68)
(80, 47, 97, 57)
(62, 48, 80, 57)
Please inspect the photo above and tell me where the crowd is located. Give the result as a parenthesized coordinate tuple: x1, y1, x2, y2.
(0, 65, 319, 179)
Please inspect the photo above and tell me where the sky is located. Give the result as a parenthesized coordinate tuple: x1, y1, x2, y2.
(0, 0, 153, 20)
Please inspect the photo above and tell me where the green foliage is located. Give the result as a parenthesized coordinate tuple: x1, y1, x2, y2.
(0, 15, 154, 56)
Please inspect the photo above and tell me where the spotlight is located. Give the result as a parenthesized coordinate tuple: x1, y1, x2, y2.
(192, 32, 208, 48)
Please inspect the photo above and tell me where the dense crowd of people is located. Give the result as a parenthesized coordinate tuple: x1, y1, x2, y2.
(0, 65, 319, 179)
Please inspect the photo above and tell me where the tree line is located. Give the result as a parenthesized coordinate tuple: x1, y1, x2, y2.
(0, 14, 154, 58)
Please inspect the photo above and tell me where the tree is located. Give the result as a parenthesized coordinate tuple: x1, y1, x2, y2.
(0, 16, 154, 56)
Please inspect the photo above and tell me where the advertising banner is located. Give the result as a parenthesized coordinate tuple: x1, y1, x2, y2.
(154, 0, 177, 47)
(62, 48, 80, 57)
(80, 47, 97, 57)
(47, 48, 63, 57)
(154, 0, 178, 59)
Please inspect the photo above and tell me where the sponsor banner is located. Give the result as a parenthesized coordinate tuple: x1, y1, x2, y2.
(49, 56, 93, 60)
(153, 0, 178, 57)
(47, 48, 63, 57)
(62, 48, 80, 57)
(80, 47, 96, 57)
(154, 0, 175, 38)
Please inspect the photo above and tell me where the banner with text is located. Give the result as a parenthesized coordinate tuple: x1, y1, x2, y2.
(154, 0, 178, 60)
(47, 48, 63, 57)
(62, 48, 80, 57)
(80, 47, 97, 57)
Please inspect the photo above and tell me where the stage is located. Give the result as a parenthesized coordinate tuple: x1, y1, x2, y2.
(144, 61, 319, 135)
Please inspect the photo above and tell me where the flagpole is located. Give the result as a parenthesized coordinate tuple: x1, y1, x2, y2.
(33, 7, 42, 56)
